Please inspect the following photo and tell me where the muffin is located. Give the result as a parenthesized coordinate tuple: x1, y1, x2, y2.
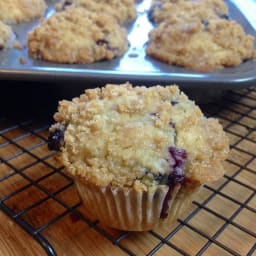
(0, 0, 47, 24)
(48, 82, 229, 231)
(146, 18, 256, 72)
(27, 7, 129, 64)
(149, 0, 228, 24)
(61, 0, 136, 24)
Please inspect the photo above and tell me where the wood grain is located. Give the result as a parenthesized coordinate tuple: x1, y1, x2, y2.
(0, 211, 45, 256)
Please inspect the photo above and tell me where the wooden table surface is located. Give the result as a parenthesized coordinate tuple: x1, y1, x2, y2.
(0, 87, 255, 256)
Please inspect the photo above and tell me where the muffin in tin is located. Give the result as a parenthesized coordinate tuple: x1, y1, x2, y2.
(0, 0, 47, 24)
(48, 82, 229, 231)
(146, 18, 256, 72)
(61, 0, 136, 24)
(27, 7, 129, 64)
(149, 0, 228, 24)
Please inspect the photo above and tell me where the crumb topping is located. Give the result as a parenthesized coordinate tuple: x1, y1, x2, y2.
(149, 0, 228, 24)
(63, 0, 136, 24)
(27, 7, 129, 64)
(50, 83, 229, 191)
(0, 0, 46, 24)
(147, 19, 256, 72)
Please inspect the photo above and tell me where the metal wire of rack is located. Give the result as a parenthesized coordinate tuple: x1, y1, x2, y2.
(0, 87, 255, 256)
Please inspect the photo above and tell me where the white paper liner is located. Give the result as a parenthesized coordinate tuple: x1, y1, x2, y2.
(74, 179, 196, 231)
(158, 185, 201, 228)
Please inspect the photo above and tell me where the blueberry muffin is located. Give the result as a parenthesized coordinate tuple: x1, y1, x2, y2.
(62, 0, 136, 24)
(0, 21, 15, 50)
(27, 7, 129, 64)
(147, 18, 256, 72)
(149, 0, 228, 24)
(48, 82, 229, 231)
(0, 0, 47, 24)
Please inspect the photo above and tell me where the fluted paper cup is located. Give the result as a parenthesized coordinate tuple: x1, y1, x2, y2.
(74, 179, 192, 231)
(158, 185, 201, 228)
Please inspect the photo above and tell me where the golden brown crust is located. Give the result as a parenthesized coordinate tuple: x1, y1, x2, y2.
(63, 0, 137, 24)
(146, 19, 256, 72)
(150, 0, 228, 24)
(177, 117, 229, 183)
(27, 7, 129, 64)
(0, 0, 47, 24)
(51, 82, 229, 190)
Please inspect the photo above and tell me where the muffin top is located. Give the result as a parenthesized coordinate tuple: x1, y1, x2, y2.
(62, 0, 137, 24)
(149, 0, 228, 24)
(146, 18, 256, 72)
(0, 0, 47, 24)
(27, 7, 128, 64)
(50, 83, 229, 191)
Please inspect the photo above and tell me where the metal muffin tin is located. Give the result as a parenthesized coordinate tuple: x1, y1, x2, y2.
(0, 0, 255, 90)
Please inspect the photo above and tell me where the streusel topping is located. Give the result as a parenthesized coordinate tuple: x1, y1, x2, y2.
(0, 0, 46, 24)
(147, 19, 256, 72)
(62, 0, 136, 24)
(149, 0, 228, 24)
(50, 83, 229, 191)
(27, 7, 128, 64)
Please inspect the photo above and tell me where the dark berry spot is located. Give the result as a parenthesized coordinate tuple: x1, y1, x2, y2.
(48, 127, 65, 151)
(63, 1, 72, 7)
(96, 40, 119, 52)
(219, 14, 229, 20)
(144, 169, 149, 175)
(96, 39, 109, 46)
(150, 112, 160, 118)
(160, 188, 173, 219)
(160, 147, 187, 219)
(171, 100, 179, 106)
(169, 119, 175, 128)
(168, 146, 187, 168)
(160, 170, 186, 219)
(154, 174, 168, 185)
(202, 20, 209, 28)
(168, 168, 185, 185)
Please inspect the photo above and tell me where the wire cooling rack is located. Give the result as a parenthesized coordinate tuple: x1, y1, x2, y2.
(0, 87, 255, 256)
